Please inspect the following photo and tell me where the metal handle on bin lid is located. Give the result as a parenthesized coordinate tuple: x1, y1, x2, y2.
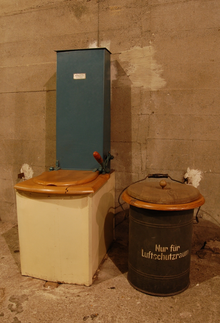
(148, 173, 169, 178)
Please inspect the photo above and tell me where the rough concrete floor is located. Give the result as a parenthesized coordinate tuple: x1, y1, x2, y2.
(0, 212, 220, 323)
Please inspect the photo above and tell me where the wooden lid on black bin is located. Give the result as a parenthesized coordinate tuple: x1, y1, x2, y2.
(122, 180, 205, 211)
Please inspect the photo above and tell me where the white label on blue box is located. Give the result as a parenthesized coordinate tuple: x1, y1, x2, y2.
(73, 73, 86, 80)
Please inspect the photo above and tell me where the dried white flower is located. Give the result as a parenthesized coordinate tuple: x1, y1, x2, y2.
(20, 164, 34, 180)
(184, 168, 202, 188)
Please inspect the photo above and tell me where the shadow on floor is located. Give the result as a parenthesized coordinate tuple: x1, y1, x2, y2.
(1, 213, 220, 290)
(2, 225, 20, 271)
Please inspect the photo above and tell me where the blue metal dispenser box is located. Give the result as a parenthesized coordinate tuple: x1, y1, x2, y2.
(56, 48, 111, 170)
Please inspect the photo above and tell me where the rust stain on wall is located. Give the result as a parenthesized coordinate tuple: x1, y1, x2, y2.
(109, 6, 122, 12)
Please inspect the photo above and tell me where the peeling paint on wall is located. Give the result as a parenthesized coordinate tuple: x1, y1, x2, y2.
(100, 40, 111, 52)
(88, 41, 111, 52)
(89, 41, 98, 48)
(119, 46, 166, 90)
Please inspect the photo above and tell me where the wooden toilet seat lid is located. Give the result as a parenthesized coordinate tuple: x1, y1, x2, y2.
(33, 170, 99, 187)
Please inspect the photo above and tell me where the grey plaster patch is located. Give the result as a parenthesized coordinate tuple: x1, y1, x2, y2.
(8, 295, 28, 314)
(83, 313, 99, 321)
(0, 288, 5, 302)
(12, 317, 21, 323)
(44, 281, 60, 289)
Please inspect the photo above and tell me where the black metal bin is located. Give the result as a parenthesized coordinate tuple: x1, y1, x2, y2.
(122, 178, 205, 296)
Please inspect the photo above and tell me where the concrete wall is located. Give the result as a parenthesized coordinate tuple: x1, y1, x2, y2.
(0, 0, 220, 225)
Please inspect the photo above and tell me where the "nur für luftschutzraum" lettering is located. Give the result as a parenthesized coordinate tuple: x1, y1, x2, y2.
(141, 244, 189, 261)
